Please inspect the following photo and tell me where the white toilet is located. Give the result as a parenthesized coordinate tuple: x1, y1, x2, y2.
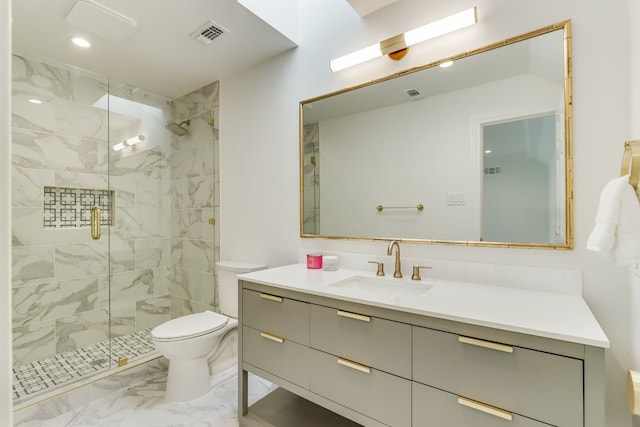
(151, 261, 266, 402)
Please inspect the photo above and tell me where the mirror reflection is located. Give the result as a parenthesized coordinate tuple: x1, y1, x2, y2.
(300, 21, 572, 249)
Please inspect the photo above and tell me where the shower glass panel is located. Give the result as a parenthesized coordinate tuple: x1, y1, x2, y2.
(12, 54, 220, 405)
(11, 56, 171, 403)
(12, 55, 115, 400)
(103, 80, 173, 369)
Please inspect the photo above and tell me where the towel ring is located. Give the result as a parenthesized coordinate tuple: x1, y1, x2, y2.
(621, 140, 640, 190)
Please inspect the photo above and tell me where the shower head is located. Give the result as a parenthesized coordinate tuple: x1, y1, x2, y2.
(165, 119, 190, 136)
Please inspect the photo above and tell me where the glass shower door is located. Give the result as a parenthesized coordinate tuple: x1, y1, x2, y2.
(11, 56, 115, 400)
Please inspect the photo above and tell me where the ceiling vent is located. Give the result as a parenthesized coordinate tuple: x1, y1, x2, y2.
(484, 166, 501, 175)
(404, 89, 421, 98)
(192, 21, 228, 45)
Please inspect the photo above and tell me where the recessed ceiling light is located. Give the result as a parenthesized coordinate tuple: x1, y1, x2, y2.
(484, 149, 492, 154)
(71, 37, 91, 48)
(28, 98, 43, 104)
(439, 60, 454, 68)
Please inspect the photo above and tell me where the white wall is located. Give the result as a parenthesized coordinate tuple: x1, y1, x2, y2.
(629, 0, 640, 426)
(221, 0, 633, 425)
(1, 0, 11, 424)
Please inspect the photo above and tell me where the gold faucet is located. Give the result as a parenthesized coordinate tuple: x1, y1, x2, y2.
(387, 240, 402, 278)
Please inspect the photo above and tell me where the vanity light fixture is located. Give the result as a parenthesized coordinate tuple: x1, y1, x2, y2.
(329, 7, 477, 72)
(113, 134, 144, 151)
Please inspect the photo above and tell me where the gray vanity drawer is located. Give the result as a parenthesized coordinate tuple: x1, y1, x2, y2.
(309, 304, 411, 378)
(242, 289, 309, 345)
(309, 348, 411, 427)
(413, 382, 551, 427)
(413, 326, 583, 427)
(242, 326, 309, 389)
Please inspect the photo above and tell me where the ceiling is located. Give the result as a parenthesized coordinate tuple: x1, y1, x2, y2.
(12, 0, 298, 99)
(346, 0, 401, 17)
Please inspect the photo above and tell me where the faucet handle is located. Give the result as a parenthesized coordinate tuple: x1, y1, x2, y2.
(368, 261, 385, 276)
(411, 265, 432, 281)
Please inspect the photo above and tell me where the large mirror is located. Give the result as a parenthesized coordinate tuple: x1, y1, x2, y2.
(300, 21, 573, 249)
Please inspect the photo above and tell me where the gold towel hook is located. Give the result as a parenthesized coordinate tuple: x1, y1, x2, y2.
(622, 140, 640, 190)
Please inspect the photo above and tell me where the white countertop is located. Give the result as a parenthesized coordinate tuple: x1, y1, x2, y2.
(239, 263, 609, 348)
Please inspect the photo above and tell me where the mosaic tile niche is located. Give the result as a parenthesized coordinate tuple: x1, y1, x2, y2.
(43, 186, 114, 229)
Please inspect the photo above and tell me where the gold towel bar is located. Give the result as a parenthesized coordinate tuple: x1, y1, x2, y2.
(622, 140, 640, 190)
(376, 204, 424, 212)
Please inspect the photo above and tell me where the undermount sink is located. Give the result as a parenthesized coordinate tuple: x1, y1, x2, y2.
(330, 276, 433, 298)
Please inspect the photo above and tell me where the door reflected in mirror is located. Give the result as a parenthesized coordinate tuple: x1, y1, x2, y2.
(482, 113, 563, 244)
(300, 21, 573, 249)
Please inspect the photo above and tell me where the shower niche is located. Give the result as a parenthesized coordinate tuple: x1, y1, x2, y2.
(12, 55, 221, 405)
(43, 186, 114, 229)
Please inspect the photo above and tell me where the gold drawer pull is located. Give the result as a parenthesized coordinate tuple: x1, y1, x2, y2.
(458, 336, 513, 353)
(260, 331, 284, 344)
(337, 357, 371, 374)
(337, 310, 371, 322)
(458, 396, 513, 421)
(259, 293, 283, 303)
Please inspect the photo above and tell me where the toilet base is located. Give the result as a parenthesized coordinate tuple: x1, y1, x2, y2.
(165, 357, 211, 402)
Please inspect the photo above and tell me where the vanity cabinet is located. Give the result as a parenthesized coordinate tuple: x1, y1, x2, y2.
(309, 348, 411, 427)
(241, 289, 311, 389)
(238, 279, 605, 427)
(413, 326, 583, 427)
(309, 304, 411, 379)
(242, 289, 310, 345)
(412, 382, 552, 427)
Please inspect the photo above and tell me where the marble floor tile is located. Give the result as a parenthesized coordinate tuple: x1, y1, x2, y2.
(21, 365, 275, 427)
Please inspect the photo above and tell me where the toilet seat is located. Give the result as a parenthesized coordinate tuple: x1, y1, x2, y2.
(152, 311, 229, 342)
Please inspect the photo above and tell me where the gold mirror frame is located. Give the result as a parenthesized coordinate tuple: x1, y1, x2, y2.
(299, 20, 573, 249)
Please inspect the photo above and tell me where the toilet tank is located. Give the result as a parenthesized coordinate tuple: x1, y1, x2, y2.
(216, 261, 266, 317)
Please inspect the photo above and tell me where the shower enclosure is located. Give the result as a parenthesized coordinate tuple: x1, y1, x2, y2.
(11, 55, 221, 403)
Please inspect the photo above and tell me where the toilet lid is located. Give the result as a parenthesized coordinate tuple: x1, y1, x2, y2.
(151, 311, 229, 341)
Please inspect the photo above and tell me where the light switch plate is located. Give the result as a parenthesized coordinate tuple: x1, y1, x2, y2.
(447, 192, 466, 206)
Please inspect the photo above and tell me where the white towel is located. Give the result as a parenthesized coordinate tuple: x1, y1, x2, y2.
(586, 175, 640, 265)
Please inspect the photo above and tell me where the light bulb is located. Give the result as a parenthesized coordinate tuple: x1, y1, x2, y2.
(125, 135, 144, 146)
(71, 37, 91, 48)
(330, 44, 382, 72)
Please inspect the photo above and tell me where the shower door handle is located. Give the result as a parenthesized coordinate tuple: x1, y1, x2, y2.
(90, 205, 101, 240)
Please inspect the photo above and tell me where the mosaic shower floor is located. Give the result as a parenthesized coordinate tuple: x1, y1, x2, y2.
(13, 328, 157, 400)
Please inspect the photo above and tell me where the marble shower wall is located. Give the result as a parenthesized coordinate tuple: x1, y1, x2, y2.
(303, 123, 320, 234)
(11, 55, 175, 365)
(167, 82, 220, 317)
